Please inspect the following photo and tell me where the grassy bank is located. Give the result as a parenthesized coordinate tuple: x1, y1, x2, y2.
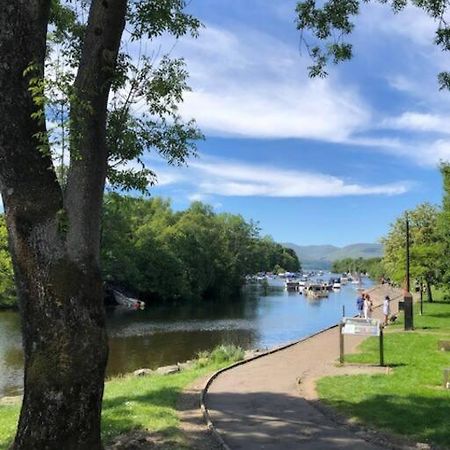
(317, 300, 450, 447)
(0, 345, 244, 450)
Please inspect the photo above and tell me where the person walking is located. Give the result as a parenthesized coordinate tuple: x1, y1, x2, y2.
(383, 295, 391, 325)
(363, 294, 373, 320)
(356, 293, 364, 318)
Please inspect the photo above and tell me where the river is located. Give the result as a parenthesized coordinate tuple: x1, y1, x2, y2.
(0, 276, 371, 397)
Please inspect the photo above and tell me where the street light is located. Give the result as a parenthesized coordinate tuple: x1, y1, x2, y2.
(404, 212, 414, 330)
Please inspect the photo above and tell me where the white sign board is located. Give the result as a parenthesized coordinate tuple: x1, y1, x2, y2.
(342, 317, 380, 337)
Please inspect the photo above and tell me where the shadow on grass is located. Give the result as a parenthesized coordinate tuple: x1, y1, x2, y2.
(424, 301, 450, 305)
(317, 393, 450, 447)
(425, 312, 450, 319)
(103, 386, 181, 410)
(102, 386, 186, 446)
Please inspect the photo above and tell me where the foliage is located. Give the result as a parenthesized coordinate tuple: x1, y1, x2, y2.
(331, 257, 384, 280)
(0, 195, 300, 306)
(381, 203, 441, 290)
(101, 193, 301, 301)
(208, 345, 245, 364)
(0, 344, 245, 449)
(0, 217, 15, 308)
(437, 163, 450, 288)
(296, 0, 450, 90)
(317, 301, 450, 447)
(43, 0, 203, 193)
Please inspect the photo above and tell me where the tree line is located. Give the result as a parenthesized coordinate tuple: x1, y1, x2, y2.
(331, 257, 384, 280)
(0, 193, 300, 308)
(332, 164, 450, 301)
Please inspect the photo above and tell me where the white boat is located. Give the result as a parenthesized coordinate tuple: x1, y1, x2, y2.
(331, 277, 341, 289)
(113, 290, 145, 309)
(351, 273, 362, 284)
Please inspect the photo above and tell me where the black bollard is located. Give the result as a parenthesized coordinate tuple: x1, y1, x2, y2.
(403, 292, 414, 331)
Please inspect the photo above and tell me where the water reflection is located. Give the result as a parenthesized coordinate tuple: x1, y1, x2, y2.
(0, 311, 23, 396)
(107, 328, 258, 377)
(0, 277, 371, 396)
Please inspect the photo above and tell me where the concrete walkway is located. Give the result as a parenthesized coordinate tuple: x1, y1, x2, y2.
(205, 285, 403, 450)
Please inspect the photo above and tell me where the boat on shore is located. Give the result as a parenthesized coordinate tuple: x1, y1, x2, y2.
(113, 290, 145, 309)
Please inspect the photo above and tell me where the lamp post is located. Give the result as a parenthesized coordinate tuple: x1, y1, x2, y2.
(406, 212, 410, 292)
(404, 212, 414, 330)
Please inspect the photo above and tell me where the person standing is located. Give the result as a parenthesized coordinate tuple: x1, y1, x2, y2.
(364, 294, 373, 320)
(383, 295, 391, 325)
(356, 293, 364, 318)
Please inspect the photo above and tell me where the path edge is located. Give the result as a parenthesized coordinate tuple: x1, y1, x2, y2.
(199, 285, 403, 450)
(199, 321, 339, 450)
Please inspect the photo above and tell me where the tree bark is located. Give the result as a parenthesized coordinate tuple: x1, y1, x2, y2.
(0, 1, 126, 449)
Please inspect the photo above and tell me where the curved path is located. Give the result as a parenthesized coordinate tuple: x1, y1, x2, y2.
(204, 285, 403, 450)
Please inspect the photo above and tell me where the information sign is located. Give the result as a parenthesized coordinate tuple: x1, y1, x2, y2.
(342, 317, 380, 337)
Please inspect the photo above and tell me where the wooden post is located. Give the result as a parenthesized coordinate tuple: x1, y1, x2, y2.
(339, 322, 344, 364)
(420, 282, 423, 316)
(379, 325, 384, 367)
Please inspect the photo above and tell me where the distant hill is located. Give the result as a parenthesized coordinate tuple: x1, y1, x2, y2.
(284, 243, 383, 269)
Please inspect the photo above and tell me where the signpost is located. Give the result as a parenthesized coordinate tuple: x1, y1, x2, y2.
(340, 317, 384, 366)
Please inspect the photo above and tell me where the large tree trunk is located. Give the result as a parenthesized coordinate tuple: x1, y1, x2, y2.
(0, 1, 126, 449)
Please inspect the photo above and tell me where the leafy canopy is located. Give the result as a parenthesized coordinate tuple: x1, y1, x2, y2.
(44, 0, 203, 193)
(101, 193, 301, 301)
(381, 202, 441, 285)
(296, 0, 450, 90)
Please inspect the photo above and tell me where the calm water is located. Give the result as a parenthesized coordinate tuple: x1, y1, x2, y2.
(0, 277, 371, 397)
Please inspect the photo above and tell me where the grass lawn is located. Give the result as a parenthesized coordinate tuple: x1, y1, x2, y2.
(0, 345, 243, 450)
(317, 301, 450, 447)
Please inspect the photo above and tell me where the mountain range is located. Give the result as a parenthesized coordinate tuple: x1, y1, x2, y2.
(284, 243, 383, 269)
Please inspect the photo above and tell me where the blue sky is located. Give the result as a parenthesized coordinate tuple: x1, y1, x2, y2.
(141, 0, 450, 246)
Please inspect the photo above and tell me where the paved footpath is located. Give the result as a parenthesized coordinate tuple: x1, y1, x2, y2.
(205, 285, 403, 450)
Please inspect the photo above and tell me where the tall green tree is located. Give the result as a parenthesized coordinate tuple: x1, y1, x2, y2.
(296, 0, 450, 90)
(381, 203, 440, 300)
(332, 257, 384, 280)
(437, 163, 450, 292)
(101, 194, 300, 301)
(0, 1, 200, 448)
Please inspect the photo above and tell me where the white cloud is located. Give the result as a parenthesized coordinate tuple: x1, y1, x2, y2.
(151, 154, 410, 198)
(382, 112, 450, 134)
(166, 25, 371, 141)
(412, 139, 450, 165)
(358, 3, 437, 48)
(131, 7, 450, 170)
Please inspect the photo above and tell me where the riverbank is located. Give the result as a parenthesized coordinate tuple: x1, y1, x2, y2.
(203, 284, 426, 450)
(0, 278, 373, 397)
(202, 286, 450, 449)
(317, 299, 450, 448)
(0, 345, 244, 450)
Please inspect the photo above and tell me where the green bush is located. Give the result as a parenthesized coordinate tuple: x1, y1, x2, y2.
(209, 345, 245, 364)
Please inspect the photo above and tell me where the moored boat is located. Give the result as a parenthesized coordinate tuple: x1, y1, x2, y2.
(305, 284, 329, 299)
(285, 280, 300, 291)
